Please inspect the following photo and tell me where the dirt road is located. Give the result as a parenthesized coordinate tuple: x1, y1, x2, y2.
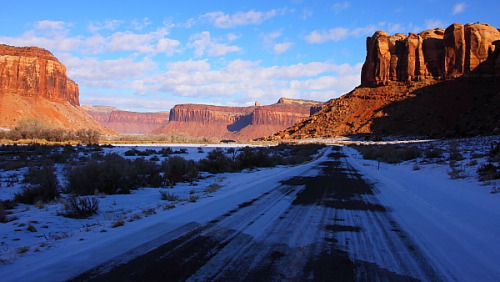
(72, 147, 439, 281)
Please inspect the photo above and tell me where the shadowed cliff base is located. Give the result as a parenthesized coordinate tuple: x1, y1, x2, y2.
(270, 76, 500, 140)
(269, 22, 500, 141)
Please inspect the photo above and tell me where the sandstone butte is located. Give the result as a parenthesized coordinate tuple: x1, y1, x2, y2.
(152, 98, 324, 141)
(82, 105, 170, 135)
(0, 44, 114, 134)
(270, 23, 500, 140)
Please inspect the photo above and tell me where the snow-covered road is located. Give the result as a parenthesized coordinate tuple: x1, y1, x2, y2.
(71, 147, 440, 281)
(3, 144, 498, 281)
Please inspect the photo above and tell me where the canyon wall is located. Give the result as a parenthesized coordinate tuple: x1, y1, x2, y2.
(0, 44, 113, 134)
(153, 98, 323, 140)
(361, 23, 500, 86)
(0, 44, 79, 105)
(83, 105, 169, 134)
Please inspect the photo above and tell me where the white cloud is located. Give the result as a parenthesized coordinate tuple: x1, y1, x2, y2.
(145, 59, 362, 106)
(332, 2, 351, 14)
(304, 24, 382, 44)
(104, 28, 181, 55)
(130, 17, 152, 31)
(187, 31, 241, 57)
(60, 54, 156, 88)
(88, 19, 123, 33)
(201, 9, 282, 28)
(34, 20, 67, 30)
(304, 27, 349, 43)
(226, 33, 241, 42)
(0, 30, 80, 52)
(425, 19, 445, 29)
(273, 42, 293, 54)
(301, 8, 314, 20)
(452, 2, 467, 15)
(261, 30, 282, 45)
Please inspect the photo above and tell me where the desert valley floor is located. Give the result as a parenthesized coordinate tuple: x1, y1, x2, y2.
(1, 137, 499, 281)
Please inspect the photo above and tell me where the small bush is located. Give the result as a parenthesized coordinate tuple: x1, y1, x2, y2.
(353, 144, 421, 164)
(63, 196, 99, 219)
(477, 163, 500, 181)
(198, 148, 235, 173)
(162, 156, 198, 184)
(160, 190, 179, 201)
(0, 203, 6, 223)
(16, 165, 60, 204)
(111, 219, 125, 228)
(204, 183, 222, 193)
(27, 221, 37, 232)
(66, 153, 132, 195)
(424, 146, 444, 159)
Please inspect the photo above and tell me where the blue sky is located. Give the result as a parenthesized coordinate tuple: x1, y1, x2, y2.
(1, 1, 499, 112)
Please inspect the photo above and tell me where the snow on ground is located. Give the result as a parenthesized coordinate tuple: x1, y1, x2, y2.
(0, 137, 499, 281)
(343, 136, 500, 281)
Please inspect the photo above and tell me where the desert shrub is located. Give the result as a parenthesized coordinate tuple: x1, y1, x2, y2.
(124, 148, 140, 156)
(448, 141, 464, 161)
(198, 148, 235, 173)
(236, 146, 274, 169)
(62, 196, 99, 219)
(424, 146, 444, 159)
(0, 203, 6, 223)
(353, 144, 421, 164)
(111, 219, 125, 228)
(477, 163, 500, 181)
(204, 183, 222, 193)
(66, 153, 132, 195)
(489, 142, 500, 163)
(15, 165, 60, 204)
(159, 190, 179, 201)
(128, 158, 162, 188)
(159, 147, 174, 156)
(162, 156, 198, 184)
(188, 195, 199, 202)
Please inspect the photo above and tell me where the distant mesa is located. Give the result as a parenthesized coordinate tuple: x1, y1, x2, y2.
(0, 44, 114, 134)
(82, 105, 169, 135)
(151, 98, 324, 141)
(270, 22, 500, 140)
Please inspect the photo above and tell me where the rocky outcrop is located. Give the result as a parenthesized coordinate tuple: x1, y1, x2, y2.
(361, 23, 500, 86)
(270, 23, 500, 140)
(153, 98, 323, 140)
(0, 44, 79, 105)
(83, 105, 169, 135)
(0, 44, 113, 134)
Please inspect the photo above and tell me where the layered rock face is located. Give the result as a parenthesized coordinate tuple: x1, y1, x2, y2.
(270, 23, 500, 140)
(153, 98, 323, 140)
(0, 44, 79, 105)
(0, 45, 113, 134)
(83, 105, 169, 135)
(361, 23, 500, 86)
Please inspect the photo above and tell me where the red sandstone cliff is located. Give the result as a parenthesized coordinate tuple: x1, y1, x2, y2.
(361, 23, 500, 86)
(270, 23, 500, 140)
(153, 98, 323, 141)
(82, 105, 169, 135)
(0, 44, 114, 134)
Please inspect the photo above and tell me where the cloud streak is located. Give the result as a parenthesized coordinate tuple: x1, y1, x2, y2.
(452, 2, 467, 15)
(201, 9, 284, 28)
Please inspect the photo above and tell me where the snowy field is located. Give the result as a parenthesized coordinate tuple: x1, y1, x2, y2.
(0, 137, 499, 281)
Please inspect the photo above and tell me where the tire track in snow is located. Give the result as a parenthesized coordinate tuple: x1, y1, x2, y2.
(72, 146, 440, 281)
